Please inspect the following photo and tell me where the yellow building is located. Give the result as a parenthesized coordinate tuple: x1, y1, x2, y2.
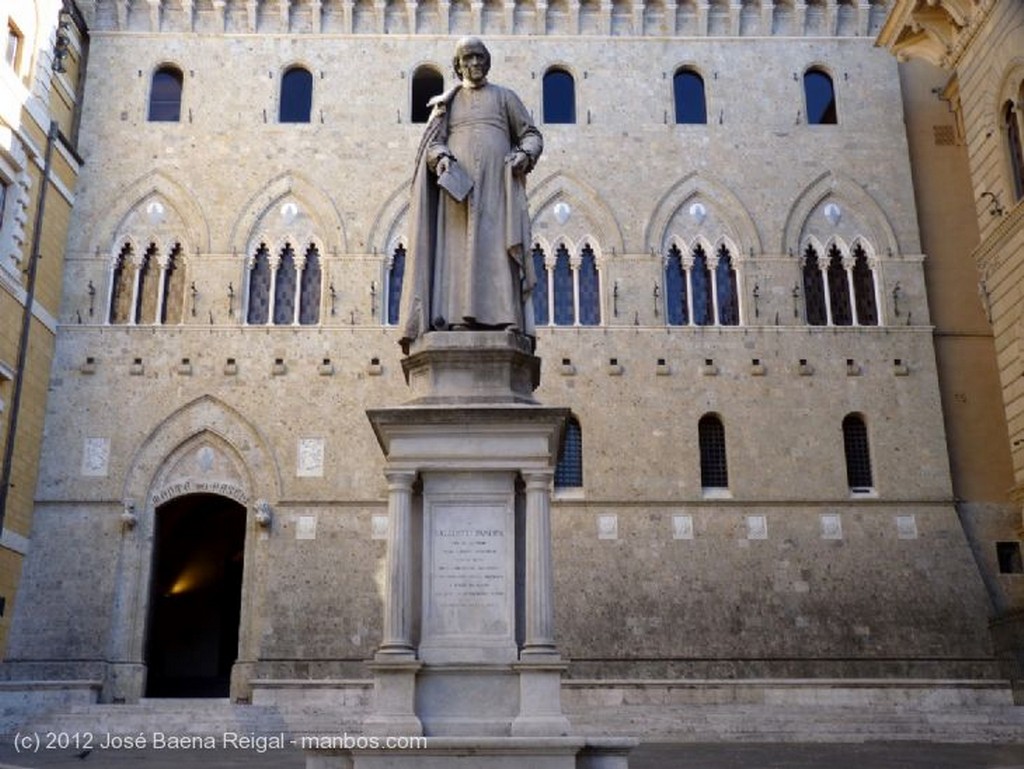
(0, 0, 87, 655)
(881, 0, 1024, 702)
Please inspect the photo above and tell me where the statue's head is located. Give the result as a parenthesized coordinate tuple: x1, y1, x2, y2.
(452, 37, 491, 82)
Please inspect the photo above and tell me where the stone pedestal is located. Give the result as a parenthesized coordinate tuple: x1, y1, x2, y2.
(310, 331, 633, 768)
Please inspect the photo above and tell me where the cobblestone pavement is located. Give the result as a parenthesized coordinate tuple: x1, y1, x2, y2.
(1, 742, 1023, 768)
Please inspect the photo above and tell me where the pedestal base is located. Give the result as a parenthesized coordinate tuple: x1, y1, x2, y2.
(305, 736, 635, 769)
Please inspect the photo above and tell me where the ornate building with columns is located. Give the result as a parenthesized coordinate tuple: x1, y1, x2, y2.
(1, 0, 1021, 730)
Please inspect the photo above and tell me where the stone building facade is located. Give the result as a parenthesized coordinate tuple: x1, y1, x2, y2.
(1, 0, 1016, 714)
(881, 0, 1024, 703)
(0, 0, 86, 655)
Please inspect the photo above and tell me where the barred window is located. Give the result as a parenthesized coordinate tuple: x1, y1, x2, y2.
(842, 413, 873, 491)
(698, 414, 728, 489)
(555, 416, 583, 489)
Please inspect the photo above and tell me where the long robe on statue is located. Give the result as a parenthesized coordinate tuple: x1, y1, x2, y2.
(399, 82, 543, 351)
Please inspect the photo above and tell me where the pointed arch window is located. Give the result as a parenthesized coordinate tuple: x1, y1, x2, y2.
(715, 245, 739, 326)
(553, 244, 574, 325)
(246, 242, 323, 326)
(411, 66, 444, 124)
(804, 68, 837, 125)
(280, 66, 313, 123)
(826, 245, 852, 326)
(299, 245, 322, 325)
(273, 246, 298, 324)
(162, 245, 186, 325)
(387, 244, 407, 326)
(135, 244, 161, 324)
(555, 415, 583, 489)
(148, 66, 183, 122)
(531, 245, 550, 326)
(247, 246, 272, 324)
(842, 413, 873, 492)
(109, 244, 136, 324)
(109, 241, 185, 325)
(665, 244, 689, 326)
(698, 414, 728, 489)
(1004, 99, 1024, 203)
(851, 245, 878, 326)
(690, 245, 713, 326)
(674, 68, 707, 125)
(543, 68, 576, 125)
(802, 245, 827, 326)
(578, 244, 601, 326)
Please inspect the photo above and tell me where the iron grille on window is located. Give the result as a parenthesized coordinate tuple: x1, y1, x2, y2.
(698, 414, 728, 489)
(842, 414, 873, 490)
(555, 417, 583, 488)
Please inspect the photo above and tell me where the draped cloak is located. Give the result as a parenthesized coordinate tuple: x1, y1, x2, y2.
(399, 82, 543, 352)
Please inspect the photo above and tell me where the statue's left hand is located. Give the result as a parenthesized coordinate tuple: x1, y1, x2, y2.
(506, 150, 530, 174)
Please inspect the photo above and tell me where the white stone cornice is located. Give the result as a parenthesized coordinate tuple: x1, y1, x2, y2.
(877, 0, 995, 71)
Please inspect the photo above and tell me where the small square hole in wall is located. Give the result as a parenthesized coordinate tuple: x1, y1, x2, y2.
(997, 541, 1023, 574)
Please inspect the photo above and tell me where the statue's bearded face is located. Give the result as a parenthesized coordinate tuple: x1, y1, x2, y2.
(457, 46, 490, 86)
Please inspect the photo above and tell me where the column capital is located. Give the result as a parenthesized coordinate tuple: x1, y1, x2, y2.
(385, 469, 417, 490)
(522, 469, 554, 490)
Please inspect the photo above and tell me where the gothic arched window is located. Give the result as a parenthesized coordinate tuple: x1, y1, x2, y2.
(109, 243, 136, 324)
(273, 245, 298, 324)
(578, 244, 601, 326)
(802, 245, 827, 326)
(299, 245, 321, 325)
(843, 413, 873, 491)
(715, 245, 738, 325)
(698, 413, 728, 489)
(674, 68, 707, 125)
(690, 245, 713, 326)
(555, 416, 583, 489)
(532, 245, 549, 326)
(543, 68, 576, 125)
(280, 66, 313, 123)
(162, 245, 185, 325)
(411, 66, 444, 124)
(387, 244, 406, 326)
(135, 244, 160, 324)
(148, 66, 183, 122)
(665, 244, 688, 326)
(553, 244, 574, 325)
(826, 245, 852, 325)
(247, 245, 271, 325)
(851, 245, 878, 326)
(804, 68, 837, 125)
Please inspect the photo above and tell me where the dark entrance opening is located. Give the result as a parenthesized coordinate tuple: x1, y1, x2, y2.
(145, 493, 246, 697)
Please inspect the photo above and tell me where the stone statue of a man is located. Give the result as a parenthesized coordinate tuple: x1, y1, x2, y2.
(399, 37, 543, 353)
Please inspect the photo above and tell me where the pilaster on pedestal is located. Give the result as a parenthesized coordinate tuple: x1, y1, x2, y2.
(363, 659, 423, 737)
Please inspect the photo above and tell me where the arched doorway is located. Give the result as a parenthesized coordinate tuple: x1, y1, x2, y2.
(145, 493, 246, 697)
